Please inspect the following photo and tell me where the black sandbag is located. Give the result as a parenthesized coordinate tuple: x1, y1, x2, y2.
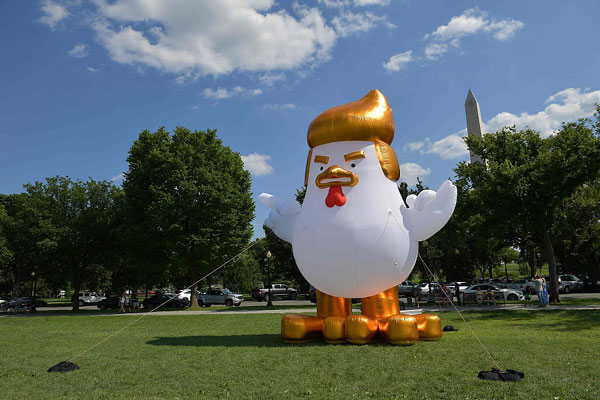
(478, 368, 524, 382)
(443, 325, 459, 332)
(47, 361, 80, 373)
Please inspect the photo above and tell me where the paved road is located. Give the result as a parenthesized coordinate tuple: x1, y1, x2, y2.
(32, 298, 316, 312)
(5, 292, 597, 317)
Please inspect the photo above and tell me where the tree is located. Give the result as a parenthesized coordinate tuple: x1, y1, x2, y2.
(458, 118, 600, 302)
(552, 179, 600, 279)
(123, 127, 254, 307)
(24, 177, 121, 310)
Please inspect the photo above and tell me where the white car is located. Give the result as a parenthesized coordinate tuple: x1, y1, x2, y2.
(460, 284, 524, 303)
(506, 279, 534, 291)
(175, 289, 202, 301)
(73, 291, 105, 306)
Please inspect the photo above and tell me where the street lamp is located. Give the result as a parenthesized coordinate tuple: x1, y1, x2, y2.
(31, 271, 37, 313)
(266, 250, 273, 307)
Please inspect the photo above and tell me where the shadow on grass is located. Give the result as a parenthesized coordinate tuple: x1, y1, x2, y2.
(146, 334, 325, 348)
(210, 305, 316, 313)
(462, 310, 600, 332)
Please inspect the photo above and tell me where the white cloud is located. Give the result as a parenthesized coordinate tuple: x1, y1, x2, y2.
(318, 0, 390, 6)
(203, 86, 262, 100)
(426, 8, 524, 43)
(87, 66, 99, 72)
(241, 153, 274, 176)
(263, 103, 297, 111)
(318, 0, 349, 7)
(39, 0, 69, 30)
(389, 8, 523, 71)
(68, 43, 89, 58)
(400, 163, 431, 186)
(203, 87, 230, 100)
(332, 10, 389, 37)
(354, 0, 390, 6)
(423, 134, 469, 159)
(383, 50, 414, 72)
(91, 0, 336, 76)
(404, 141, 424, 151)
(485, 88, 600, 137)
(259, 72, 286, 87)
(111, 173, 125, 182)
(486, 19, 525, 41)
(407, 87, 600, 161)
(424, 43, 448, 60)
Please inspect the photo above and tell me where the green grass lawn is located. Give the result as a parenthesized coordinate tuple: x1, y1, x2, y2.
(1, 310, 599, 399)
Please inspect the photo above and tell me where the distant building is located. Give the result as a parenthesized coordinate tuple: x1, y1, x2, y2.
(465, 89, 484, 164)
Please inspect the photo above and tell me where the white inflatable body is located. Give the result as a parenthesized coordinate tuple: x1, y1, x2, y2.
(293, 141, 416, 298)
(259, 90, 457, 300)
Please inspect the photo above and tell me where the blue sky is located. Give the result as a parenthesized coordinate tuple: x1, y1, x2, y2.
(1, 0, 599, 237)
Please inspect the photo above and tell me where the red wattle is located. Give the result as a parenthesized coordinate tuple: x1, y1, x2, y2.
(325, 186, 346, 208)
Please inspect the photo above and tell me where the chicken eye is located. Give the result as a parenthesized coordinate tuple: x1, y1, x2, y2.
(351, 163, 356, 168)
(320, 166, 324, 171)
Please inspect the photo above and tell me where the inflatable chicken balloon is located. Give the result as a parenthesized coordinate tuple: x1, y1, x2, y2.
(259, 90, 457, 345)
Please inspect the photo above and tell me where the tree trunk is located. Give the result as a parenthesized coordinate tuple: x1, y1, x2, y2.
(190, 282, 199, 308)
(72, 272, 81, 312)
(540, 229, 560, 303)
(528, 246, 536, 277)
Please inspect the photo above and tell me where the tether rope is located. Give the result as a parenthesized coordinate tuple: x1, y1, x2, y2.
(68, 232, 272, 363)
(418, 253, 503, 371)
(389, 210, 502, 371)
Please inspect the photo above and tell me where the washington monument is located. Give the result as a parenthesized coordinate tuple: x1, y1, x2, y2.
(465, 89, 483, 164)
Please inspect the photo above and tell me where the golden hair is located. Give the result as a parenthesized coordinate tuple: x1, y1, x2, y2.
(306, 89, 399, 182)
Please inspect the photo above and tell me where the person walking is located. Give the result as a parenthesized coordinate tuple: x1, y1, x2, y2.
(542, 278, 549, 307)
(441, 282, 449, 307)
(455, 282, 462, 306)
(119, 291, 128, 313)
(485, 287, 496, 306)
(524, 285, 532, 307)
(476, 287, 484, 305)
(412, 285, 420, 308)
(533, 275, 544, 307)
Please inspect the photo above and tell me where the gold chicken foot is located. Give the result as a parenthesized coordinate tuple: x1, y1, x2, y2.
(281, 291, 352, 344)
(281, 288, 442, 345)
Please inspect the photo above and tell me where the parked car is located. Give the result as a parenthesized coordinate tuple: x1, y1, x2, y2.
(582, 276, 600, 293)
(5, 296, 47, 309)
(5, 297, 35, 312)
(557, 274, 583, 293)
(72, 292, 105, 306)
(143, 294, 189, 309)
(97, 297, 121, 310)
(7, 296, 47, 307)
(506, 279, 530, 291)
(252, 284, 297, 301)
(397, 281, 417, 297)
(418, 282, 445, 294)
(199, 288, 244, 307)
(460, 284, 524, 303)
(175, 289, 203, 301)
(445, 282, 471, 292)
(0, 295, 13, 305)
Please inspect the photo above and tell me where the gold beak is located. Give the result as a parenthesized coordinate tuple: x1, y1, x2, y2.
(315, 166, 358, 189)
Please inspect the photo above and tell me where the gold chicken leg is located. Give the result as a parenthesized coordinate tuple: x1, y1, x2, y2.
(281, 291, 352, 343)
(282, 287, 442, 345)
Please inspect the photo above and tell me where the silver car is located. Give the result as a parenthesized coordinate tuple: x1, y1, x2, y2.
(557, 274, 583, 293)
(460, 284, 524, 303)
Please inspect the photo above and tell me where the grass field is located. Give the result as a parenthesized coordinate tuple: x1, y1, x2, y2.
(1, 310, 599, 399)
